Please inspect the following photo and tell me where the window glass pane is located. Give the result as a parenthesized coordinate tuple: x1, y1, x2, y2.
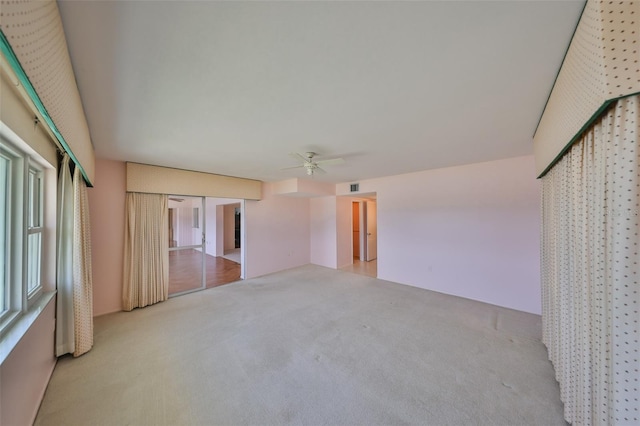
(35, 175, 41, 226)
(28, 169, 41, 228)
(28, 170, 34, 227)
(193, 207, 199, 229)
(27, 232, 41, 294)
(0, 156, 7, 313)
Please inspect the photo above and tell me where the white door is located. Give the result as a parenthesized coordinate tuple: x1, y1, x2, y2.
(365, 200, 377, 261)
(359, 201, 367, 261)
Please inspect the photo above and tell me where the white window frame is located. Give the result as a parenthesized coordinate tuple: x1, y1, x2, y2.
(0, 147, 13, 324)
(0, 141, 23, 331)
(26, 162, 44, 303)
(0, 133, 47, 335)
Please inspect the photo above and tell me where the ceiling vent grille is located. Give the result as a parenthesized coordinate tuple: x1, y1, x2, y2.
(350, 183, 359, 193)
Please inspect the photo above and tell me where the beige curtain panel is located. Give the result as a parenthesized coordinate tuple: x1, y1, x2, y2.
(123, 192, 169, 311)
(541, 95, 639, 425)
(72, 166, 94, 357)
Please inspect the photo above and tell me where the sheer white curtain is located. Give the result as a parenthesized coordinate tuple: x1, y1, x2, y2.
(541, 95, 639, 425)
(122, 192, 169, 311)
(72, 165, 93, 356)
(56, 154, 74, 356)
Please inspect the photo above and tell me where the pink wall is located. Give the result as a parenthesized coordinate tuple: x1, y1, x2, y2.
(336, 196, 354, 269)
(174, 203, 195, 246)
(215, 205, 224, 255)
(204, 198, 241, 257)
(204, 198, 220, 256)
(223, 204, 238, 251)
(88, 156, 539, 313)
(310, 197, 337, 268)
(244, 182, 310, 278)
(336, 155, 541, 314)
(1, 299, 56, 426)
(310, 196, 353, 269)
(0, 152, 57, 425)
(88, 159, 125, 316)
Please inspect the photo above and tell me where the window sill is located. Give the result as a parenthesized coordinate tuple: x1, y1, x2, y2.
(0, 291, 56, 365)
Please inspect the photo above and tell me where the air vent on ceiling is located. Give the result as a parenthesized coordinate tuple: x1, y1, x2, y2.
(350, 183, 359, 193)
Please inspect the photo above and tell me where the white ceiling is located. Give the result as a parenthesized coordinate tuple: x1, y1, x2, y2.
(58, 0, 584, 184)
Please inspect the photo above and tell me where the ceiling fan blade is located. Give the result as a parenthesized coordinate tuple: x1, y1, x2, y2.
(289, 152, 309, 162)
(314, 166, 327, 174)
(315, 157, 345, 167)
(281, 165, 305, 171)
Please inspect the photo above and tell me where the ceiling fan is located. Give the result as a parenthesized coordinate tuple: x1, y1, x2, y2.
(282, 152, 345, 176)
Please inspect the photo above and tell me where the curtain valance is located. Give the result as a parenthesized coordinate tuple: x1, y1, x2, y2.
(126, 162, 262, 201)
(534, 1, 640, 177)
(0, 0, 95, 184)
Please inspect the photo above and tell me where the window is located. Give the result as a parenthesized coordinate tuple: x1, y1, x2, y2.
(193, 207, 199, 229)
(0, 134, 47, 333)
(0, 144, 17, 326)
(27, 165, 43, 298)
(0, 154, 8, 317)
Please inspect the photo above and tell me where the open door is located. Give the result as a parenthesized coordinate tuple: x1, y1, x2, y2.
(365, 200, 377, 261)
(343, 195, 377, 278)
(358, 200, 377, 261)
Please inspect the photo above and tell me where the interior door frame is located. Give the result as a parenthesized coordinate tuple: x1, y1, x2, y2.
(205, 197, 246, 280)
(239, 199, 246, 280)
(365, 200, 377, 261)
(348, 194, 377, 263)
(359, 201, 367, 261)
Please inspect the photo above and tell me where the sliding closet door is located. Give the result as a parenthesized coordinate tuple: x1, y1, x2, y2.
(168, 196, 205, 295)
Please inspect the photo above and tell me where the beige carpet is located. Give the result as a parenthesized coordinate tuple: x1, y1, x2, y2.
(35, 265, 565, 425)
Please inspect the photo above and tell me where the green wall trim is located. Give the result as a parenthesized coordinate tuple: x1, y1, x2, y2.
(0, 30, 93, 186)
(537, 91, 640, 179)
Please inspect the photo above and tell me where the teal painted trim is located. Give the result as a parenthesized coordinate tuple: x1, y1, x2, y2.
(533, 0, 588, 138)
(537, 91, 640, 179)
(0, 30, 92, 186)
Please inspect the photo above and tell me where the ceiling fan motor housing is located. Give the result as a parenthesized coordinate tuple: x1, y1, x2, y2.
(305, 163, 315, 175)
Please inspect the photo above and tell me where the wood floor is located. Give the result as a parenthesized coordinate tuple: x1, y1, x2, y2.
(169, 249, 241, 295)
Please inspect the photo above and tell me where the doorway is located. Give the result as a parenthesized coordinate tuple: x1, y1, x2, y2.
(221, 202, 241, 264)
(342, 195, 377, 278)
(168, 196, 205, 295)
(168, 196, 244, 297)
(362, 199, 377, 262)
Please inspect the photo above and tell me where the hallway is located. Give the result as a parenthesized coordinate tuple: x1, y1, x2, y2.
(340, 258, 377, 278)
